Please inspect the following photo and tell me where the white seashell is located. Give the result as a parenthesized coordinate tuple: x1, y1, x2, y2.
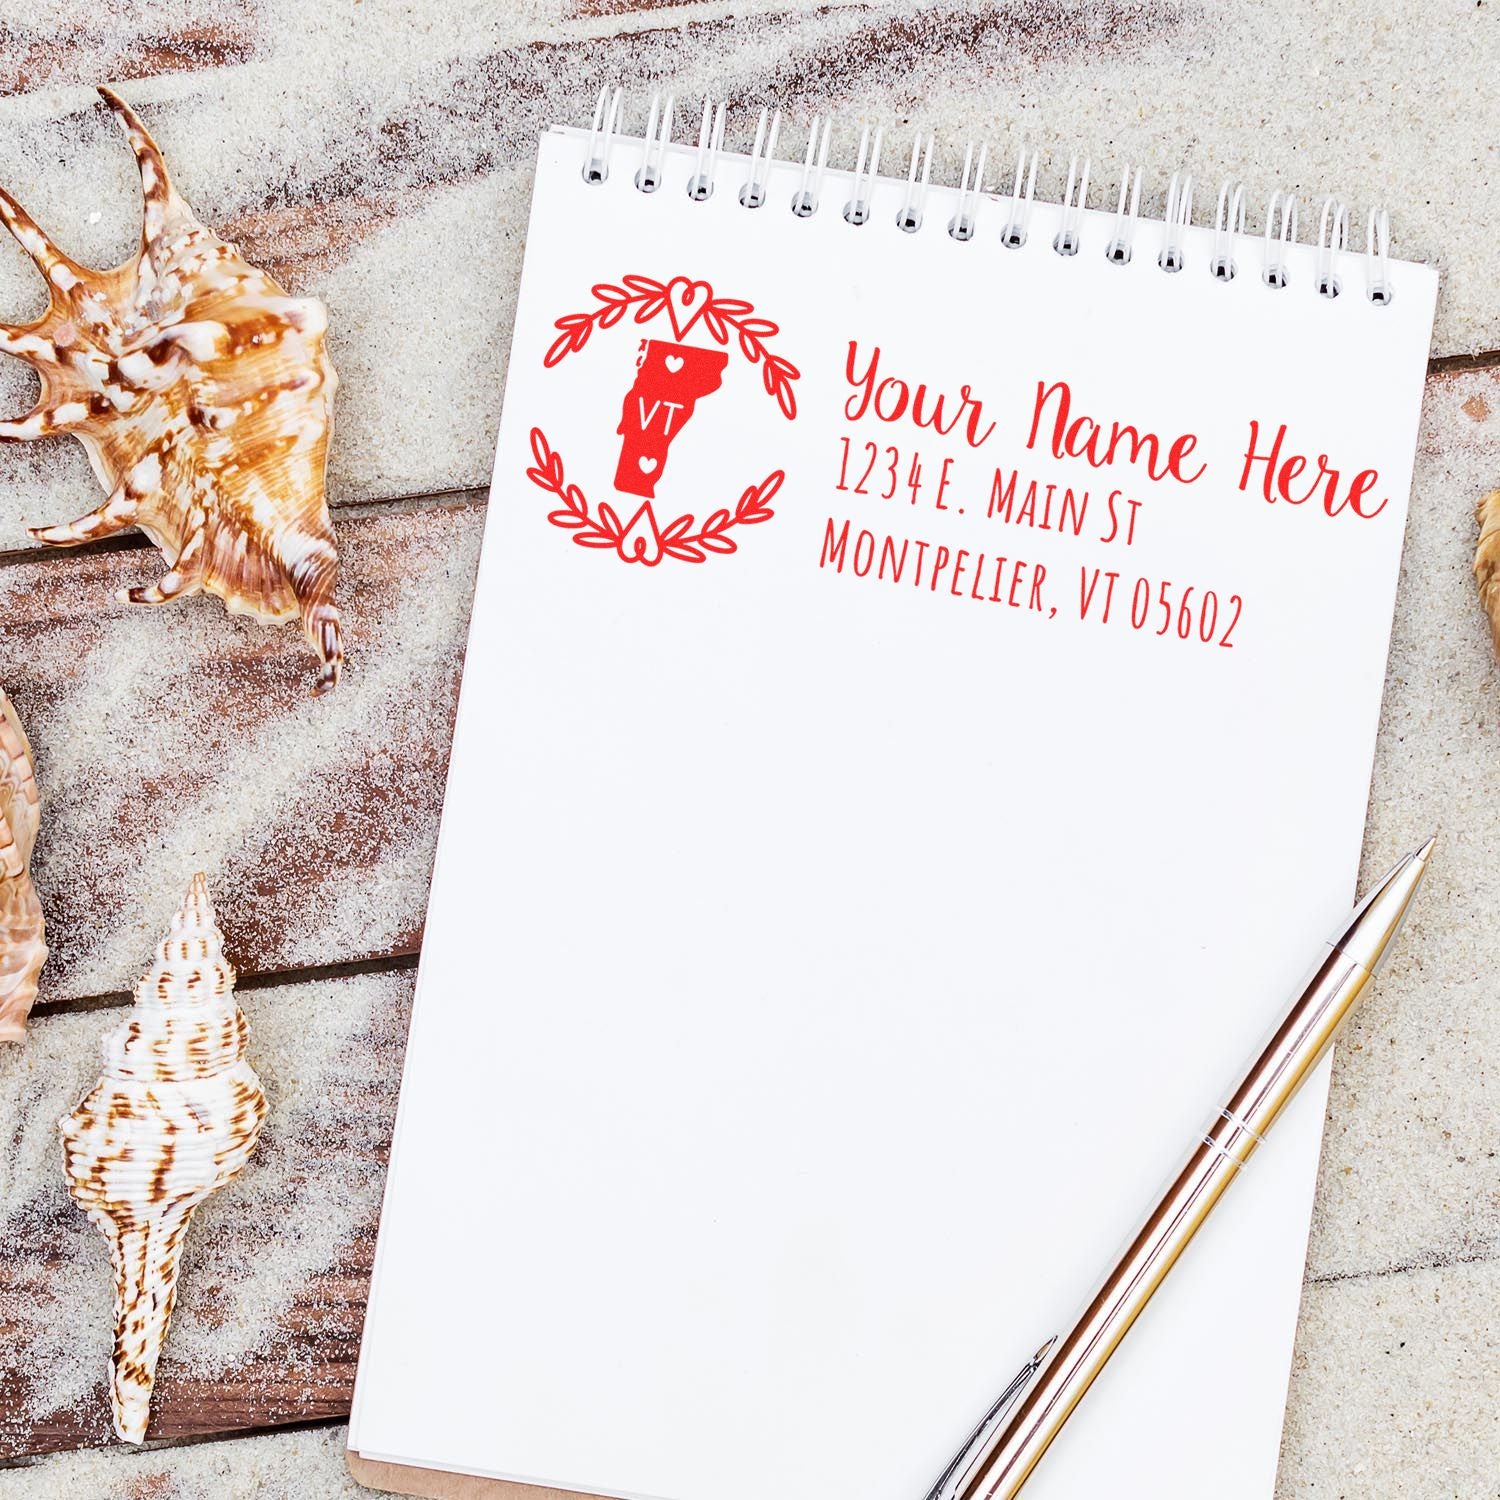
(0, 687, 46, 1042)
(59, 874, 266, 1443)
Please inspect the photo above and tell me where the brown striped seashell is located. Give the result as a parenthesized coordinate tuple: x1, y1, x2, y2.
(59, 874, 267, 1443)
(2, 87, 343, 694)
(0, 688, 46, 1042)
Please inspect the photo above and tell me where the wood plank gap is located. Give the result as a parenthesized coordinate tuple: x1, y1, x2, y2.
(337, 485, 489, 522)
(0, 1415, 348, 1472)
(30, 948, 420, 1022)
(1307, 1242, 1498, 1286)
(1429, 347, 1500, 375)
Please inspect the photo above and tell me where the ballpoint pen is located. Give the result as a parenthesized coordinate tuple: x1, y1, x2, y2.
(922, 835, 1436, 1500)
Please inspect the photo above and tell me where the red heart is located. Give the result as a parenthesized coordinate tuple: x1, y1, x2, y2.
(618, 502, 664, 565)
(663, 277, 713, 340)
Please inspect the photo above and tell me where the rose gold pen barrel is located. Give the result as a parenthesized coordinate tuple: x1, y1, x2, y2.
(924, 837, 1435, 1500)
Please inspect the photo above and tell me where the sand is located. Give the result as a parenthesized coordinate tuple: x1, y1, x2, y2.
(0, 2, 1495, 1496)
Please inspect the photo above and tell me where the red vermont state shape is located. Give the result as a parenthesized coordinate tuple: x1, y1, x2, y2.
(614, 339, 729, 499)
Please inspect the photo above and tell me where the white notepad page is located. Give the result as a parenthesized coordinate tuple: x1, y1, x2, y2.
(349, 127, 1437, 1500)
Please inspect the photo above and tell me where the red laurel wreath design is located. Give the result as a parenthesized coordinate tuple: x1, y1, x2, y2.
(543, 275, 800, 420)
(527, 428, 782, 565)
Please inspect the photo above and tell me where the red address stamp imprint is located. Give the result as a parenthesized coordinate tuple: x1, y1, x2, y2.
(528, 274, 799, 565)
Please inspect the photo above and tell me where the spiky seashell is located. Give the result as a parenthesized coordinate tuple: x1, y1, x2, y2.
(0, 688, 46, 1042)
(59, 874, 266, 1443)
(2, 87, 343, 694)
(1475, 490, 1500, 657)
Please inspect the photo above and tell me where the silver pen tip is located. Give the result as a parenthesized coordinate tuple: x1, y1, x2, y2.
(1334, 834, 1437, 976)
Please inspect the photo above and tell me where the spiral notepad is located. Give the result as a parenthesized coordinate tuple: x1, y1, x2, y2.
(349, 96, 1438, 1500)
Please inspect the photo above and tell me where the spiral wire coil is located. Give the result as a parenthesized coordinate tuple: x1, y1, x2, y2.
(581, 90, 1398, 305)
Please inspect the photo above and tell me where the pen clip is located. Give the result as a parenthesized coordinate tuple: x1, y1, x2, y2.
(921, 1336, 1058, 1500)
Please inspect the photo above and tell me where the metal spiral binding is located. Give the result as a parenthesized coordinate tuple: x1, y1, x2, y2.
(896, 133, 934, 233)
(1053, 156, 1089, 256)
(1366, 207, 1394, 305)
(793, 117, 832, 217)
(1210, 181, 1246, 281)
(579, 91, 1398, 305)
(739, 107, 781, 208)
(1263, 191, 1298, 288)
(844, 125, 883, 225)
(1158, 172, 1193, 272)
(1105, 165, 1143, 264)
(948, 141, 987, 241)
(1001, 147, 1038, 248)
(582, 86, 622, 185)
(1316, 196, 1351, 298)
(687, 97, 726, 201)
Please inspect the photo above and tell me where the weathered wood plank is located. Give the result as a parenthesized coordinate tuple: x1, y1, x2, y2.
(1278, 1257, 1500, 1500)
(0, 6, 262, 97)
(0, 1, 1495, 548)
(0, 500, 483, 1009)
(12, 1250, 1496, 1499)
(0, 969, 412, 1461)
(0, 1423, 370, 1496)
(1306, 361, 1500, 1285)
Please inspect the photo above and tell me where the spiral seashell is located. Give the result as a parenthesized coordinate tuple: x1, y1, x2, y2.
(1, 87, 343, 695)
(0, 687, 46, 1042)
(59, 874, 266, 1443)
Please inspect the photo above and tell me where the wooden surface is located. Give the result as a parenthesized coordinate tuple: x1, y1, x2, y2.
(0, 3, 1497, 1498)
(1, 502, 481, 1008)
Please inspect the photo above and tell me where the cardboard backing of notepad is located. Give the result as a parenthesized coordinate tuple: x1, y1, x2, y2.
(348, 1451, 609, 1500)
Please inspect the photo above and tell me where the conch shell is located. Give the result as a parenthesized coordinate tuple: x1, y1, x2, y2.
(1475, 490, 1500, 656)
(2, 87, 343, 694)
(0, 688, 46, 1041)
(59, 874, 266, 1443)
